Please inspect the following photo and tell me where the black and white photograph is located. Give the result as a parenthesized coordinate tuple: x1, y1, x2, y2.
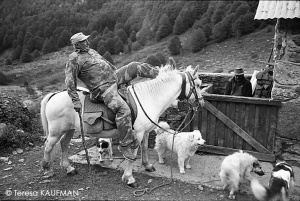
(0, 0, 300, 200)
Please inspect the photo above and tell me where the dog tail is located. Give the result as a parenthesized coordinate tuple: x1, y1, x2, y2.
(251, 178, 270, 201)
(154, 121, 170, 135)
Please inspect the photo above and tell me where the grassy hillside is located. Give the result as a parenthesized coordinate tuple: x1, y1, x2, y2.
(0, 25, 275, 93)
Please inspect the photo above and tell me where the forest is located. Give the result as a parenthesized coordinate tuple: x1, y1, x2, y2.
(0, 0, 272, 65)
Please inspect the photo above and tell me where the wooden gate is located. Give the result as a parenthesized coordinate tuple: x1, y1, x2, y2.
(183, 93, 281, 162)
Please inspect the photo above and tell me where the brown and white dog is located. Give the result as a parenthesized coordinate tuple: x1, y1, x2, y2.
(251, 160, 295, 201)
(219, 151, 265, 199)
(154, 121, 205, 174)
(96, 138, 113, 163)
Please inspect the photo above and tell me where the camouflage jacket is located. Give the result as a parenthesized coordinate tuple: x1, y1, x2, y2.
(65, 48, 117, 103)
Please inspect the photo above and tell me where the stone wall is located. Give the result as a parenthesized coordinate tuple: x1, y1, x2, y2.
(271, 18, 300, 161)
(198, 73, 252, 94)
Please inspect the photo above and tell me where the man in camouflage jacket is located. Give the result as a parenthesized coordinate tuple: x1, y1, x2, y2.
(65, 32, 159, 161)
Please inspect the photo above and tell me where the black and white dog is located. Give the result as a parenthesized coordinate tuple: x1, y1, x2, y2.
(96, 138, 113, 163)
(251, 160, 295, 201)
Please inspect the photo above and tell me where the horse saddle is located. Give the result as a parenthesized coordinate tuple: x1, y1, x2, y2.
(82, 88, 137, 135)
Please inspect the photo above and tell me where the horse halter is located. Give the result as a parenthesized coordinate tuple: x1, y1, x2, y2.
(178, 72, 202, 111)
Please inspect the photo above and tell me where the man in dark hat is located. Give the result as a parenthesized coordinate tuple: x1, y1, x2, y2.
(224, 67, 253, 97)
(253, 64, 274, 98)
(65, 32, 160, 161)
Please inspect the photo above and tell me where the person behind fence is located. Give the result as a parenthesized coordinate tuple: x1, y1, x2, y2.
(224, 67, 252, 97)
(65, 32, 159, 161)
(253, 64, 274, 98)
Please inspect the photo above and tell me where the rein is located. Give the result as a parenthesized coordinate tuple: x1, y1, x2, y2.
(132, 72, 200, 197)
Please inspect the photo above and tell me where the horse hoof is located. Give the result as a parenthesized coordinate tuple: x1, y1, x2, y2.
(67, 169, 78, 176)
(145, 166, 156, 172)
(127, 182, 139, 188)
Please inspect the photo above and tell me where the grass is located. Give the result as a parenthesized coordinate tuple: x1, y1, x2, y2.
(0, 26, 275, 91)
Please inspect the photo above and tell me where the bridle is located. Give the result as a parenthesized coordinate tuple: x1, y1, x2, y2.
(132, 71, 203, 133)
(178, 71, 203, 112)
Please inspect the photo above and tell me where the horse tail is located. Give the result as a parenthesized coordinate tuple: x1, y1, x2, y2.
(40, 92, 54, 137)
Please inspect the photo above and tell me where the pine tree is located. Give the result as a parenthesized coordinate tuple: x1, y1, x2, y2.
(114, 39, 124, 55)
(103, 51, 114, 64)
(42, 37, 58, 54)
(168, 36, 182, 55)
(156, 14, 172, 41)
(11, 46, 22, 61)
(190, 28, 207, 52)
(116, 29, 128, 44)
(97, 46, 106, 56)
(20, 49, 33, 63)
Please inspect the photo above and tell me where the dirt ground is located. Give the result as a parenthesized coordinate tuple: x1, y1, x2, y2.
(0, 137, 263, 201)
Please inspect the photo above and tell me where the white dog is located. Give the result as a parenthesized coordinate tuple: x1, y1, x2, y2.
(96, 138, 113, 163)
(154, 121, 205, 174)
(219, 151, 265, 199)
(251, 160, 295, 201)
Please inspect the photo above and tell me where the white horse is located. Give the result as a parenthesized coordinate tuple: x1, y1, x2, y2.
(40, 64, 204, 187)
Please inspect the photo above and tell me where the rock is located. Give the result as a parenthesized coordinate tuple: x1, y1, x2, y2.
(286, 144, 300, 155)
(0, 123, 7, 138)
(282, 152, 300, 161)
(39, 180, 51, 184)
(78, 188, 84, 191)
(18, 159, 24, 162)
(148, 179, 153, 184)
(12, 150, 17, 155)
(7, 161, 12, 165)
(4, 167, 12, 171)
(197, 185, 203, 191)
(16, 148, 23, 154)
(2, 174, 12, 179)
(0, 157, 9, 162)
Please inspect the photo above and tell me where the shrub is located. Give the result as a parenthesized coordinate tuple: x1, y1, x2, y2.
(190, 28, 207, 52)
(146, 55, 161, 67)
(116, 29, 128, 44)
(103, 51, 114, 64)
(132, 41, 142, 51)
(11, 46, 22, 61)
(32, 49, 41, 59)
(42, 37, 58, 54)
(0, 71, 12, 85)
(155, 53, 167, 66)
(130, 31, 136, 42)
(5, 58, 12, 65)
(155, 14, 172, 41)
(114, 39, 124, 54)
(0, 95, 43, 150)
(20, 49, 33, 63)
(168, 36, 182, 55)
(97, 46, 106, 56)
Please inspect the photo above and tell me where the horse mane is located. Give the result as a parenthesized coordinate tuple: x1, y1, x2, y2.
(133, 66, 180, 94)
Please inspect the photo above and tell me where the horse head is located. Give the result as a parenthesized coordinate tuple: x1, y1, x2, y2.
(185, 65, 205, 109)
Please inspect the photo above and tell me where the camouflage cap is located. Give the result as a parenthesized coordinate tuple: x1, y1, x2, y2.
(70, 32, 90, 45)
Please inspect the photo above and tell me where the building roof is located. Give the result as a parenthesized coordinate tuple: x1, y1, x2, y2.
(255, 0, 300, 20)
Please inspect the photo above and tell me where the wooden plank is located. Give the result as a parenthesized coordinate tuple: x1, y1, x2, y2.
(206, 104, 212, 145)
(192, 107, 199, 131)
(263, 106, 270, 148)
(268, 106, 278, 151)
(253, 106, 260, 152)
(245, 104, 256, 150)
(216, 101, 226, 147)
(210, 101, 217, 146)
(225, 102, 235, 148)
(198, 109, 202, 131)
(201, 106, 208, 142)
(203, 94, 281, 106)
(198, 145, 275, 162)
(235, 103, 245, 150)
(204, 101, 271, 154)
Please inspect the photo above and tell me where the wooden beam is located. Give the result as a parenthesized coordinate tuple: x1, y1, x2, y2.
(204, 101, 271, 154)
(197, 145, 275, 162)
(203, 94, 282, 106)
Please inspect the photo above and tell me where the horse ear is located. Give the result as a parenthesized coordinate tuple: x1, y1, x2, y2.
(193, 65, 199, 76)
